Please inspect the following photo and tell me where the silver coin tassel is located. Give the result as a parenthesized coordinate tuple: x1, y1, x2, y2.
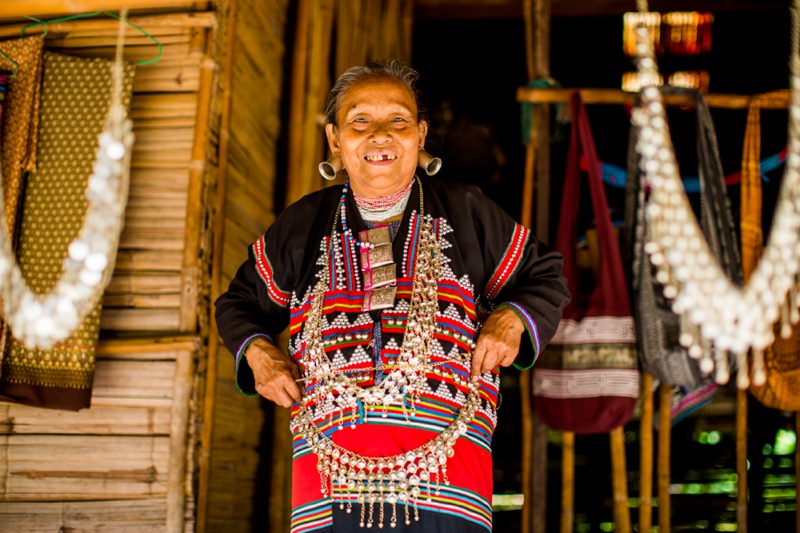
(632, 0, 800, 388)
(0, 12, 133, 348)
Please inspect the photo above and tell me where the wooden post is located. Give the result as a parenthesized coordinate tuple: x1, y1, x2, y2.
(167, 342, 197, 532)
(179, 24, 214, 334)
(561, 431, 575, 533)
(286, 0, 311, 205)
(197, 0, 238, 530)
(520, 369, 534, 532)
(639, 372, 654, 533)
(520, 2, 551, 533)
(533, 0, 551, 245)
(658, 384, 671, 533)
(737, 388, 748, 532)
(610, 427, 631, 533)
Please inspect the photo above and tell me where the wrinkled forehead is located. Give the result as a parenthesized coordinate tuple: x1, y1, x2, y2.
(336, 76, 418, 122)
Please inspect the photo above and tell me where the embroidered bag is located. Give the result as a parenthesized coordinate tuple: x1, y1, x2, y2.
(741, 91, 800, 411)
(533, 92, 639, 434)
(624, 88, 741, 415)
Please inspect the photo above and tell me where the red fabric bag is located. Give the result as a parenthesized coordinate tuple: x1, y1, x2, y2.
(533, 92, 639, 434)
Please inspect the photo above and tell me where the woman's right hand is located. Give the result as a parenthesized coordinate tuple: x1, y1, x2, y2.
(244, 337, 304, 407)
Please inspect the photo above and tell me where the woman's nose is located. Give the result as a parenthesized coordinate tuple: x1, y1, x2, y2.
(368, 120, 392, 141)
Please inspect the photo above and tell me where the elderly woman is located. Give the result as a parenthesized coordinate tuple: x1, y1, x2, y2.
(215, 60, 569, 532)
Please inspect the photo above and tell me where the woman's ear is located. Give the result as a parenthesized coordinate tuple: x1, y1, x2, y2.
(418, 120, 429, 149)
(325, 123, 339, 152)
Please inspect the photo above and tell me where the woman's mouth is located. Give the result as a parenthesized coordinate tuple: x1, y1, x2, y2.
(364, 154, 398, 162)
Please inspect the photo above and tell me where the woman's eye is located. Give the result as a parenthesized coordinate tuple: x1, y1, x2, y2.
(353, 118, 367, 123)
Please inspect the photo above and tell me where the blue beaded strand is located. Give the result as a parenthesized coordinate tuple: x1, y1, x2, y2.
(341, 181, 366, 248)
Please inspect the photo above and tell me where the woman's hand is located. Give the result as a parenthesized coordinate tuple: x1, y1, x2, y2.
(470, 307, 525, 383)
(245, 337, 304, 407)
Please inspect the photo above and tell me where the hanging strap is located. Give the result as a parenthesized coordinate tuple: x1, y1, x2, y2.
(556, 92, 630, 318)
(740, 91, 790, 280)
(741, 90, 800, 412)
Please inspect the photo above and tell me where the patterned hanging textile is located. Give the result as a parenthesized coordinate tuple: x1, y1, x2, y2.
(0, 36, 45, 237)
(0, 36, 45, 389)
(0, 51, 135, 410)
(625, 87, 742, 425)
(741, 90, 800, 411)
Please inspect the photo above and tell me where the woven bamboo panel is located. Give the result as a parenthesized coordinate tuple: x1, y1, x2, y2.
(26, 19, 203, 334)
(0, 499, 170, 532)
(0, 6, 211, 532)
(46, 27, 204, 93)
(202, 1, 288, 529)
(0, 435, 169, 500)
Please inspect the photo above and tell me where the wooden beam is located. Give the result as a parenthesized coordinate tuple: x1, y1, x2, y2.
(0, 12, 215, 38)
(414, 0, 790, 19)
(0, 1, 204, 19)
(517, 87, 791, 109)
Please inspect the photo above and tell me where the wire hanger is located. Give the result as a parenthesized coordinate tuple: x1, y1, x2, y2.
(20, 10, 162, 66)
(0, 49, 19, 78)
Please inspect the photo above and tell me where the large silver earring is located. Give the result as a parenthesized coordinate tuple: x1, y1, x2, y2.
(319, 154, 343, 180)
(418, 149, 441, 175)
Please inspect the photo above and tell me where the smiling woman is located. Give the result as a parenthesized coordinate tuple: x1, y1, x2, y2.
(325, 75, 428, 198)
(214, 60, 571, 533)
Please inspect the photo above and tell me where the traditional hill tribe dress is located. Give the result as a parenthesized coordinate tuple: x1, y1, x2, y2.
(215, 176, 569, 532)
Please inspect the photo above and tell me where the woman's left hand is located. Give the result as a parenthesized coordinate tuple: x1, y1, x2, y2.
(470, 307, 525, 383)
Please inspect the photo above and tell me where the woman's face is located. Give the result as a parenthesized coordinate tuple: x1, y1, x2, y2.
(326, 78, 428, 197)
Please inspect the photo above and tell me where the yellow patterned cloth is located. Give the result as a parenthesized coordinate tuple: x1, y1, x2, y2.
(0, 51, 135, 410)
(0, 35, 44, 237)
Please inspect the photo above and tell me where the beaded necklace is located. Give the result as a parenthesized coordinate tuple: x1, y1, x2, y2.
(353, 180, 414, 222)
(353, 179, 414, 209)
(293, 179, 482, 528)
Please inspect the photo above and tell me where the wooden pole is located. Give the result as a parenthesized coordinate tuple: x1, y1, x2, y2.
(167, 342, 197, 532)
(658, 384, 672, 533)
(561, 431, 575, 533)
(401, 0, 414, 63)
(520, 3, 536, 532)
(286, 0, 311, 205)
(296, 0, 325, 200)
(179, 27, 213, 333)
(196, 0, 238, 530)
(639, 372, 654, 533)
(533, 0, 551, 244)
(165, 23, 214, 533)
(519, 2, 552, 532)
(737, 388, 748, 532)
(610, 426, 631, 533)
(520, 369, 534, 532)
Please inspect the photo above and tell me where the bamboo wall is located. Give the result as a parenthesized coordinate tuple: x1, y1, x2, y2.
(201, 0, 290, 530)
(0, 2, 224, 531)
